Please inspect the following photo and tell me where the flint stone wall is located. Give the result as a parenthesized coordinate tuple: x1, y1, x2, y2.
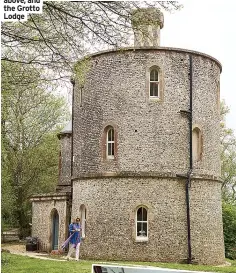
(73, 48, 221, 179)
(31, 194, 70, 252)
(59, 135, 72, 187)
(73, 177, 224, 264)
(71, 47, 224, 264)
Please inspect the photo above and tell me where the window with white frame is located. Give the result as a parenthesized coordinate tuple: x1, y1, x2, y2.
(149, 68, 159, 97)
(107, 128, 114, 159)
(136, 206, 148, 240)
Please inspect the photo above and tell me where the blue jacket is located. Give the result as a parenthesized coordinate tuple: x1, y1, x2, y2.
(69, 223, 81, 245)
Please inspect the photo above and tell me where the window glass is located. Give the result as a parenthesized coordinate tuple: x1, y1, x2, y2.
(150, 69, 158, 81)
(136, 207, 148, 239)
(150, 82, 159, 97)
(107, 128, 115, 158)
(150, 68, 159, 97)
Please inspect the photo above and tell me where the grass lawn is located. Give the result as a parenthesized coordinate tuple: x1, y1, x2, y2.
(1, 252, 236, 273)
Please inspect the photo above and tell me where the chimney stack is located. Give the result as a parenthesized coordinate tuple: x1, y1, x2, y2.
(131, 8, 164, 47)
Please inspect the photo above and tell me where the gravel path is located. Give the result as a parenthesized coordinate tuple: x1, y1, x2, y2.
(2, 244, 66, 262)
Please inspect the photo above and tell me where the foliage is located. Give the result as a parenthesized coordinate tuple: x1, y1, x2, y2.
(1, 61, 70, 237)
(1, 2, 182, 83)
(220, 101, 236, 259)
(1, 168, 17, 227)
(1, 252, 236, 273)
(74, 57, 91, 86)
(220, 101, 236, 203)
(222, 202, 236, 260)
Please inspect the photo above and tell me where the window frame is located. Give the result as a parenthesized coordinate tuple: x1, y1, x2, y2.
(146, 65, 164, 102)
(80, 205, 86, 238)
(192, 126, 203, 163)
(102, 124, 118, 162)
(136, 206, 148, 242)
(106, 127, 115, 160)
(149, 68, 159, 98)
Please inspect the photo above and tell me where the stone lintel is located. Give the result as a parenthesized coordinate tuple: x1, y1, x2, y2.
(30, 192, 71, 202)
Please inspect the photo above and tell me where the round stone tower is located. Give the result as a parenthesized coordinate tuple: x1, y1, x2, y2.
(71, 8, 225, 265)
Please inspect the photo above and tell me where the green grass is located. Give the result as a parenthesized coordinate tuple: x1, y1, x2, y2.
(1, 252, 236, 273)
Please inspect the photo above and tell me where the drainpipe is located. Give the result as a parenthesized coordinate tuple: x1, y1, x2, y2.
(70, 78, 75, 220)
(186, 54, 193, 264)
(178, 54, 193, 264)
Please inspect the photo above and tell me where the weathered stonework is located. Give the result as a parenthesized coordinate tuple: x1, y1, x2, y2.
(131, 8, 164, 47)
(31, 193, 71, 252)
(30, 123, 72, 252)
(57, 121, 72, 191)
(72, 177, 224, 264)
(73, 48, 221, 179)
(71, 46, 224, 264)
(31, 8, 225, 265)
(57, 135, 72, 191)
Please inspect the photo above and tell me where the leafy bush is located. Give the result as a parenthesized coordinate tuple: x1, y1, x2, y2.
(222, 202, 236, 259)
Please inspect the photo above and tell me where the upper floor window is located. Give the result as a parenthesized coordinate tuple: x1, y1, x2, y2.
(150, 68, 159, 98)
(192, 127, 202, 162)
(102, 124, 118, 161)
(136, 206, 148, 241)
(107, 127, 114, 159)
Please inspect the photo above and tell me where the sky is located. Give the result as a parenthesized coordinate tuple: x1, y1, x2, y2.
(0, 0, 235, 132)
(161, 0, 236, 133)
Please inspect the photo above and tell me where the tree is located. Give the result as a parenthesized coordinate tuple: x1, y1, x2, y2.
(220, 101, 236, 203)
(222, 202, 236, 259)
(1, 1, 181, 83)
(1, 61, 70, 237)
(220, 101, 236, 259)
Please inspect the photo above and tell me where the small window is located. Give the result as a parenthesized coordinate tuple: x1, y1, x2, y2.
(80, 205, 86, 238)
(107, 128, 114, 159)
(102, 125, 117, 161)
(136, 206, 148, 241)
(150, 68, 159, 97)
(192, 127, 202, 162)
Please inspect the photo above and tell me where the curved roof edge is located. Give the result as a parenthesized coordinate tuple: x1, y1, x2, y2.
(80, 46, 222, 73)
(57, 120, 72, 139)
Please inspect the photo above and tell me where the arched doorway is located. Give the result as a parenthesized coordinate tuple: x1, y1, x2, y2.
(51, 209, 59, 250)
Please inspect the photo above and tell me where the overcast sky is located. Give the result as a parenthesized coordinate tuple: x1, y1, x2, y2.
(161, 0, 236, 133)
(1, 0, 234, 132)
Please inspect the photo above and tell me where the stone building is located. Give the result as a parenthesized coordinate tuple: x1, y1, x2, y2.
(31, 8, 225, 265)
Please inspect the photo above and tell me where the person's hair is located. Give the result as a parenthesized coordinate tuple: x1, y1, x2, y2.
(72, 217, 80, 223)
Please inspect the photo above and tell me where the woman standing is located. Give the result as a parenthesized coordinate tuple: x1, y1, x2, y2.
(66, 217, 81, 261)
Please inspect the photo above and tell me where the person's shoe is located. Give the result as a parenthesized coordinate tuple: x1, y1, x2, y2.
(75, 258, 79, 261)
(66, 257, 70, 261)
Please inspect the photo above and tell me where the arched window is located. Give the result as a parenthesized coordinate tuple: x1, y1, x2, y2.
(149, 68, 159, 97)
(80, 205, 86, 238)
(102, 125, 117, 161)
(136, 206, 148, 241)
(192, 127, 202, 162)
(107, 127, 114, 159)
